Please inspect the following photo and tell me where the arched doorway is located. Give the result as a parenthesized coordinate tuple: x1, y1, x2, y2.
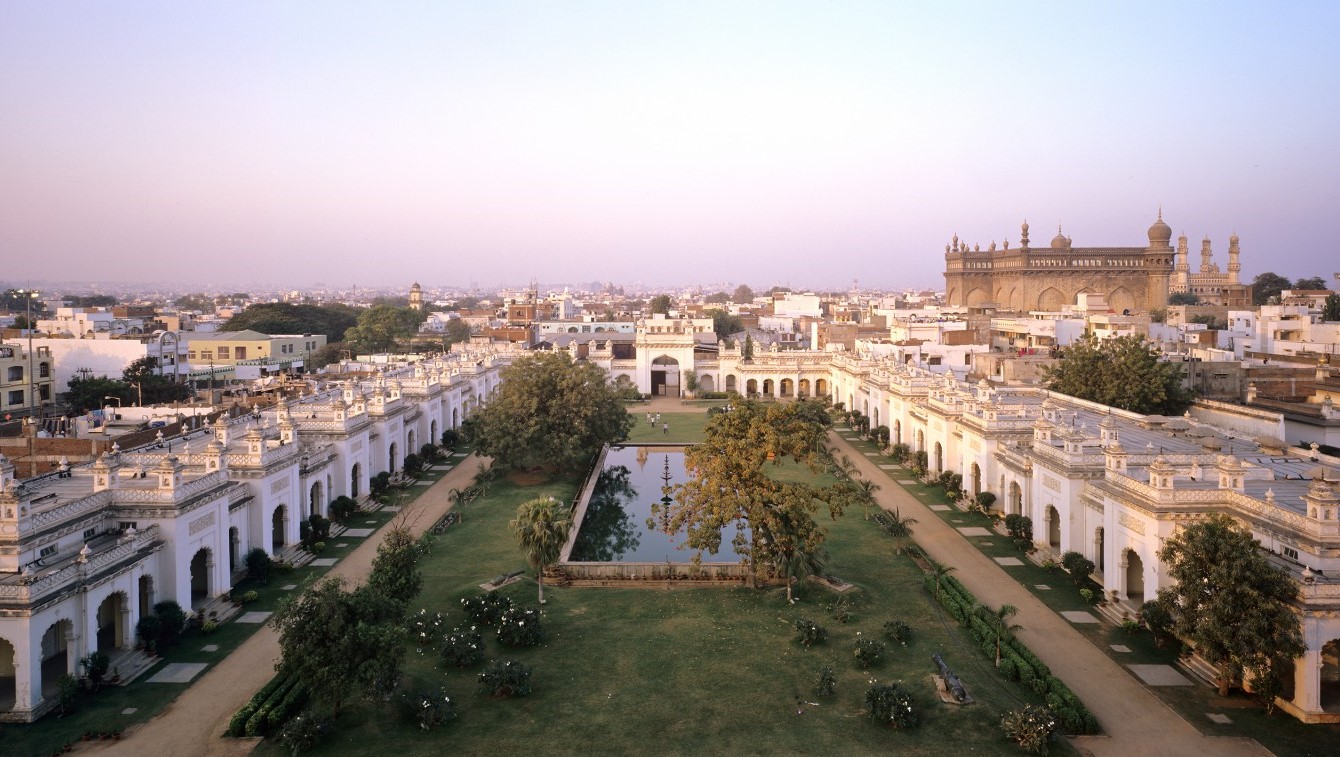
(916, 430, 925, 453)
(40, 620, 72, 699)
(407, 430, 416, 456)
(698, 374, 716, 392)
(272, 506, 288, 552)
(746, 379, 758, 396)
(430, 420, 438, 447)
(780, 379, 794, 397)
(190, 548, 211, 607)
(1125, 549, 1144, 601)
(389, 442, 398, 473)
(351, 463, 362, 498)
(651, 355, 681, 397)
(309, 481, 323, 518)
(451, 408, 459, 429)
(1094, 527, 1105, 572)
(971, 463, 981, 496)
(815, 378, 828, 397)
(1046, 506, 1061, 549)
(762, 379, 774, 397)
(725, 375, 737, 393)
(872, 408, 880, 428)
(798, 379, 810, 397)
(138, 575, 155, 618)
(229, 527, 240, 572)
(1321, 639, 1340, 712)
(933, 442, 943, 473)
(0, 637, 15, 714)
(893, 420, 901, 445)
(96, 592, 129, 652)
(1008, 482, 1023, 515)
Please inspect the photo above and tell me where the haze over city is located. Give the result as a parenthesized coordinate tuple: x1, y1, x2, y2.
(3, 1, 1338, 289)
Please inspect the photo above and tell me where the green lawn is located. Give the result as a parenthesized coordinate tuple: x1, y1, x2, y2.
(256, 463, 1071, 756)
(2, 452, 472, 756)
(835, 424, 1340, 756)
(624, 412, 711, 444)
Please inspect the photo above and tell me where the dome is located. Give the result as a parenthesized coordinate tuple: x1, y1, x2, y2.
(1050, 226, 1068, 249)
(1147, 210, 1172, 245)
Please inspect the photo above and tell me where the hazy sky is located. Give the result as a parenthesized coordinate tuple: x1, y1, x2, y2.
(3, 1, 1338, 291)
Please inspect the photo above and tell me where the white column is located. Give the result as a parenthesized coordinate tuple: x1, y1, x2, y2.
(1292, 649, 1321, 713)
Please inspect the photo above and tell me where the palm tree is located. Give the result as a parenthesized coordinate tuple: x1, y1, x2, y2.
(885, 508, 918, 554)
(509, 496, 573, 604)
(446, 487, 464, 522)
(976, 603, 1021, 667)
(854, 476, 881, 520)
(929, 560, 957, 600)
(775, 545, 828, 603)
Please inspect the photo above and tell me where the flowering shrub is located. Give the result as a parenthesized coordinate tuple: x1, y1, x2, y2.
(461, 590, 513, 626)
(478, 659, 533, 698)
(854, 636, 886, 668)
(793, 618, 828, 647)
(882, 620, 912, 646)
(496, 605, 544, 647)
(405, 687, 458, 731)
(866, 681, 918, 729)
(441, 626, 485, 668)
(1001, 705, 1057, 754)
(409, 609, 447, 647)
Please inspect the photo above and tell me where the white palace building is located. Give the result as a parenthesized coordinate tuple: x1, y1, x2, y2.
(0, 348, 507, 721)
(5, 314, 1340, 722)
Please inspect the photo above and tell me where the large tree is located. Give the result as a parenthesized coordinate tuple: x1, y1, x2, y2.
(648, 294, 673, 315)
(732, 284, 754, 303)
(660, 399, 845, 586)
(1293, 276, 1328, 292)
(123, 356, 193, 405)
(510, 496, 573, 604)
(222, 302, 359, 343)
(1251, 272, 1292, 305)
(1156, 514, 1304, 697)
(1043, 334, 1192, 415)
(1322, 294, 1340, 322)
(706, 308, 743, 340)
(342, 305, 427, 353)
(471, 351, 634, 472)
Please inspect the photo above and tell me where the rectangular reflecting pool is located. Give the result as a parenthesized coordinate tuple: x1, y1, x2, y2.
(567, 445, 748, 564)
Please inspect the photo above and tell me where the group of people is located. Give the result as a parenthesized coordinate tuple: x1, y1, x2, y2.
(646, 411, 668, 435)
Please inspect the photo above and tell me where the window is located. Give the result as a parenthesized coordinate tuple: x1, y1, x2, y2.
(118, 521, 138, 531)
(1283, 546, 1299, 560)
(83, 527, 97, 539)
(235, 346, 247, 359)
(200, 350, 213, 360)
(40, 544, 58, 558)
(7, 390, 22, 405)
(6, 366, 20, 382)
(217, 346, 230, 359)
(39, 362, 50, 377)
(188, 351, 197, 360)
(40, 385, 50, 400)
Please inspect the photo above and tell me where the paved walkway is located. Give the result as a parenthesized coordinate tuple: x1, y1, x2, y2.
(96, 455, 490, 757)
(827, 432, 1269, 757)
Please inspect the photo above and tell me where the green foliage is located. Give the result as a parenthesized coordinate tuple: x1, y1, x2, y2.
(882, 620, 912, 646)
(441, 626, 485, 668)
(1322, 293, 1340, 322)
(827, 595, 854, 624)
(1251, 272, 1292, 305)
(65, 294, 119, 308)
(706, 308, 744, 340)
(793, 618, 828, 647)
(221, 302, 359, 343)
(79, 650, 111, 683)
(888, 443, 910, 463)
(815, 666, 837, 697)
(1139, 598, 1174, 645)
(65, 374, 133, 414)
(1004, 514, 1033, 550)
(56, 673, 80, 716)
(1001, 705, 1058, 754)
(405, 687, 458, 731)
(365, 527, 424, 619)
(279, 712, 327, 754)
(496, 605, 544, 647)
(461, 590, 513, 626)
(1294, 276, 1328, 291)
(153, 600, 187, 650)
(246, 547, 273, 583)
(1149, 307, 1167, 324)
(135, 615, 161, 652)
(477, 659, 533, 698)
(1059, 551, 1095, 585)
(648, 294, 673, 314)
(408, 608, 447, 647)
(865, 681, 917, 729)
(473, 351, 634, 472)
(510, 495, 573, 603)
(853, 637, 885, 668)
(122, 356, 193, 404)
(1167, 291, 1200, 305)
(1156, 514, 1305, 696)
(733, 284, 754, 303)
(742, 333, 755, 361)
(343, 304, 427, 353)
(329, 496, 358, 522)
(1043, 334, 1193, 415)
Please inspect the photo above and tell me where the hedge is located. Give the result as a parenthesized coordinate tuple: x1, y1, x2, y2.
(922, 570, 1101, 735)
(227, 675, 289, 736)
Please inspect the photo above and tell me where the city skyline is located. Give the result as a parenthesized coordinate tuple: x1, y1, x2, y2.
(3, 2, 1339, 289)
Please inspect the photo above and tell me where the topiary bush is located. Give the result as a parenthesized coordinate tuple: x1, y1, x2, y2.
(153, 600, 188, 650)
(793, 618, 829, 647)
(329, 496, 359, 522)
(245, 547, 273, 584)
(866, 681, 918, 729)
(1001, 705, 1058, 754)
(883, 620, 912, 646)
(462, 590, 513, 626)
(854, 636, 886, 668)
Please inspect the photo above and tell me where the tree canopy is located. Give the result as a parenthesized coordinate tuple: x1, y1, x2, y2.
(66, 294, 118, 308)
(1167, 292, 1200, 306)
(174, 293, 215, 312)
(221, 302, 360, 343)
(342, 305, 426, 353)
(1155, 514, 1304, 696)
(1293, 276, 1328, 292)
(648, 294, 673, 315)
(1043, 334, 1192, 415)
(470, 351, 634, 472)
(706, 308, 743, 340)
(1323, 294, 1340, 322)
(704, 291, 731, 304)
(732, 284, 754, 303)
(1251, 273, 1291, 305)
(660, 399, 845, 583)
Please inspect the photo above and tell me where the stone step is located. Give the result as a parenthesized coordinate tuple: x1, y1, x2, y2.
(105, 648, 159, 686)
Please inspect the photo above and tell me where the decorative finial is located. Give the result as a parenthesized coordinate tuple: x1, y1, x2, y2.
(1157, 206, 1163, 221)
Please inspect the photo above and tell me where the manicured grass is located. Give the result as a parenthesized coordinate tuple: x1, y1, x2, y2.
(836, 425, 1340, 756)
(624, 412, 710, 444)
(256, 466, 1072, 756)
(2, 452, 472, 756)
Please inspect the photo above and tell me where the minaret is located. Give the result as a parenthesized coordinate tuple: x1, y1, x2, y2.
(1173, 234, 1190, 291)
(1199, 238, 1214, 274)
(1019, 220, 1030, 251)
(1144, 210, 1174, 309)
(409, 282, 423, 312)
(1227, 233, 1241, 284)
